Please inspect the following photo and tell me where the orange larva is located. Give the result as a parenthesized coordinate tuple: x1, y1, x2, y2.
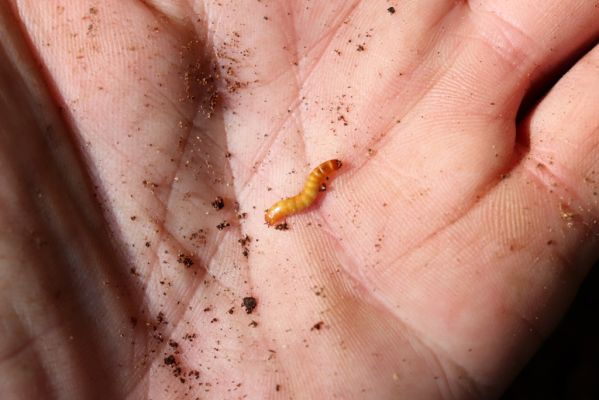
(265, 159, 342, 226)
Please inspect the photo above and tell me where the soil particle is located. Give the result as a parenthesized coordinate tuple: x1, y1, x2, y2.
(211, 197, 225, 210)
(216, 221, 230, 230)
(177, 254, 194, 268)
(275, 222, 289, 231)
(311, 321, 324, 331)
(242, 297, 257, 314)
(164, 355, 176, 365)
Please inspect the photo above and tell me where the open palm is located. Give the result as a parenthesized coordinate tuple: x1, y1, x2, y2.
(1, 1, 598, 399)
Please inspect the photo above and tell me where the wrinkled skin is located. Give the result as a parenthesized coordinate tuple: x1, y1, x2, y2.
(1, 1, 598, 399)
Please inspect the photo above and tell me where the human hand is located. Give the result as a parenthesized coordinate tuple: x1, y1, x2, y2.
(1, 1, 598, 398)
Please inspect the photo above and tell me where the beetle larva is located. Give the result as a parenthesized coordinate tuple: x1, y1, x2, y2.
(265, 159, 342, 226)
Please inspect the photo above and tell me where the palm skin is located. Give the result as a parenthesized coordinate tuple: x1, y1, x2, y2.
(1, 1, 598, 399)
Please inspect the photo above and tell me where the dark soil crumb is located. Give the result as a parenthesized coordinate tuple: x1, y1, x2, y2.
(387, 6, 396, 14)
(183, 332, 197, 342)
(157, 312, 167, 325)
(242, 296, 257, 314)
(168, 339, 179, 348)
(163, 353, 186, 383)
(276, 384, 281, 392)
(177, 253, 194, 268)
(130, 215, 137, 221)
(145, 241, 151, 247)
(189, 229, 207, 245)
(142, 179, 159, 189)
(212, 197, 225, 210)
(210, 318, 219, 323)
(275, 222, 289, 231)
(164, 355, 176, 365)
(216, 221, 230, 230)
(249, 321, 258, 327)
(311, 321, 324, 331)
(228, 307, 235, 314)
(152, 331, 165, 343)
(238, 235, 251, 246)
(225, 151, 232, 158)
(357, 44, 365, 51)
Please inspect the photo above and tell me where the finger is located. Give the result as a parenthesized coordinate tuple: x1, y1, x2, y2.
(525, 43, 599, 214)
(464, 42, 599, 389)
(356, 42, 599, 397)
(323, 2, 598, 277)
(474, 1, 599, 115)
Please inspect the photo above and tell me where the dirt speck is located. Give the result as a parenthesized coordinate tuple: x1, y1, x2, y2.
(212, 197, 225, 210)
(239, 235, 251, 257)
(177, 254, 194, 268)
(238, 235, 251, 246)
(275, 222, 289, 231)
(311, 321, 324, 331)
(242, 296, 257, 314)
(559, 203, 576, 222)
(216, 221, 230, 230)
(164, 355, 176, 365)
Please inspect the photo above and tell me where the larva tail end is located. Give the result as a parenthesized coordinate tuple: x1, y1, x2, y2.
(265, 214, 276, 226)
(265, 204, 283, 226)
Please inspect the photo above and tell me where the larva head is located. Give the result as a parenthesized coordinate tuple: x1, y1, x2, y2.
(333, 159, 342, 169)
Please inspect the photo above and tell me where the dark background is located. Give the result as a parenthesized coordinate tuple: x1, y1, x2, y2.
(502, 260, 599, 399)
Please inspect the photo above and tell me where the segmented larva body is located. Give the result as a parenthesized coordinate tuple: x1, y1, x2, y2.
(265, 159, 342, 226)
